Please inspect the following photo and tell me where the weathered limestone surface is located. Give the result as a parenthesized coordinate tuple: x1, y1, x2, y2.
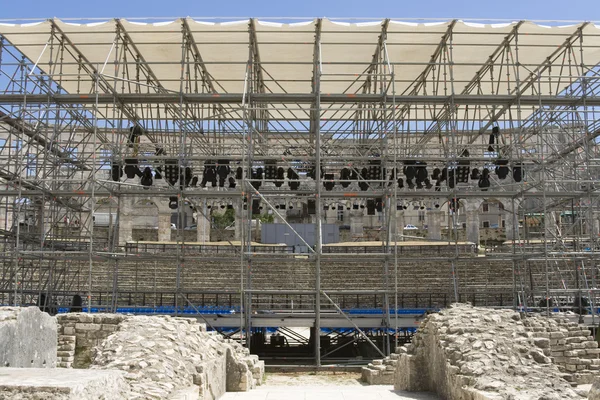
(0, 306, 57, 368)
(590, 379, 600, 400)
(56, 313, 125, 368)
(0, 367, 129, 399)
(87, 315, 264, 399)
(395, 304, 583, 400)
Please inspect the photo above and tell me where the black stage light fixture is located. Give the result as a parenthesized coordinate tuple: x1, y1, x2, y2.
(340, 168, 351, 188)
(350, 169, 358, 181)
(323, 173, 335, 191)
(456, 150, 470, 183)
(287, 168, 300, 190)
(478, 168, 491, 190)
(181, 166, 193, 188)
(368, 159, 382, 186)
(432, 168, 441, 181)
(495, 159, 509, 180)
(488, 126, 500, 152)
(217, 160, 231, 188)
(200, 160, 216, 188)
(164, 159, 179, 186)
(359, 167, 369, 191)
(470, 168, 480, 180)
(124, 158, 142, 179)
(448, 169, 456, 189)
(375, 198, 383, 213)
(235, 166, 243, 180)
(127, 124, 143, 147)
(352, 203, 359, 210)
(366, 199, 376, 215)
(228, 177, 236, 188)
(274, 167, 285, 188)
(513, 164, 523, 182)
(307, 199, 316, 215)
(397, 177, 404, 189)
(111, 162, 123, 182)
(252, 199, 260, 215)
(168, 196, 178, 210)
(250, 167, 263, 190)
(264, 160, 277, 180)
(140, 167, 153, 188)
(191, 176, 199, 187)
(154, 167, 163, 180)
(406, 179, 415, 190)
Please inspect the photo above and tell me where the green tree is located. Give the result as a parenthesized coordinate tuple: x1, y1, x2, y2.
(213, 208, 235, 229)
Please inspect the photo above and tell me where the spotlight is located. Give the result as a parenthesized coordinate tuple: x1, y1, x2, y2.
(168, 196, 178, 210)
(359, 167, 369, 191)
(488, 126, 499, 152)
(111, 162, 123, 182)
(287, 168, 300, 190)
(397, 177, 404, 189)
(164, 159, 179, 186)
(140, 167, 153, 188)
(274, 167, 285, 188)
(191, 176, 199, 187)
(181, 166, 193, 188)
(200, 161, 216, 188)
(323, 173, 335, 191)
(217, 160, 230, 187)
(264, 160, 277, 180)
(235, 167, 243, 180)
(127, 124, 143, 147)
(513, 164, 523, 182)
(250, 167, 263, 190)
(124, 158, 142, 179)
(228, 177, 236, 188)
(478, 168, 491, 190)
(470, 168, 480, 180)
(495, 159, 509, 179)
(340, 168, 351, 188)
(368, 159, 382, 186)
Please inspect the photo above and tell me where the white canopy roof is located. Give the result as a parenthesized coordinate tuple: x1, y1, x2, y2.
(1, 18, 599, 122)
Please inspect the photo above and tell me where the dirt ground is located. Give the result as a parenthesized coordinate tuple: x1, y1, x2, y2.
(263, 371, 363, 386)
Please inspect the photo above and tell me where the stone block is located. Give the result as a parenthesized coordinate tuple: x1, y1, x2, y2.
(75, 323, 102, 331)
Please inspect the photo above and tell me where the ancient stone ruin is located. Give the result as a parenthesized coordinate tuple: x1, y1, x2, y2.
(0, 308, 264, 399)
(388, 304, 598, 399)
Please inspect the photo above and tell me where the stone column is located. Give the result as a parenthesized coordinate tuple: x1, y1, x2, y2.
(196, 207, 210, 243)
(427, 210, 443, 240)
(350, 210, 364, 238)
(391, 210, 405, 240)
(118, 213, 132, 246)
(501, 199, 521, 241)
(234, 199, 244, 241)
(466, 210, 480, 246)
(158, 213, 172, 242)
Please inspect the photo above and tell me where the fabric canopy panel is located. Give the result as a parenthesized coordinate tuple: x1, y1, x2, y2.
(0, 18, 599, 122)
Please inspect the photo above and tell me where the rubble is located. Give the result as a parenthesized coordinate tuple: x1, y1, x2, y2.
(86, 315, 264, 399)
(392, 304, 591, 399)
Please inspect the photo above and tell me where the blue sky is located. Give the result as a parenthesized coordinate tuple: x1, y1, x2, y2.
(0, 0, 597, 22)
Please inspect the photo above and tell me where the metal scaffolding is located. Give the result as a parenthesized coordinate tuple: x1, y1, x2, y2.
(1, 17, 600, 364)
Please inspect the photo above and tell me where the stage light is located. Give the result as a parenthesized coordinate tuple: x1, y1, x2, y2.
(140, 167, 153, 188)
(168, 196, 178, 210)
(250, 167, 263, 190)
(340, 168, 351, 188)
(397, 177, 404, 189)
(200, 161, 216, 188)
(164, 159, 179, 186)
(513, 164, 523, 182)
(228, 177, 236, 189)
(235, 167, 243, 180)
(127, 125, 143, 147)
(217, 161, 230, 187)
(111, 162, 123, 182)
(287, 168, 300, 190)
(265, 160, 277, 180)
(432, 168, 441, 181)
(368, 159, 382, 186)
(478, 168, 491, 190)
(124, 158, 142, 179)
(353, 203, 359, 210)
(359, 168, 369, 191)
(470, 168, 480, 180)
(495, 159, 509, 179)
(323, 173, 335, 191)
(274, 167, 285, 188)
(191, 176, 199, 187)
(488, 126, 499, 152)
(181, 166, 193, 188)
